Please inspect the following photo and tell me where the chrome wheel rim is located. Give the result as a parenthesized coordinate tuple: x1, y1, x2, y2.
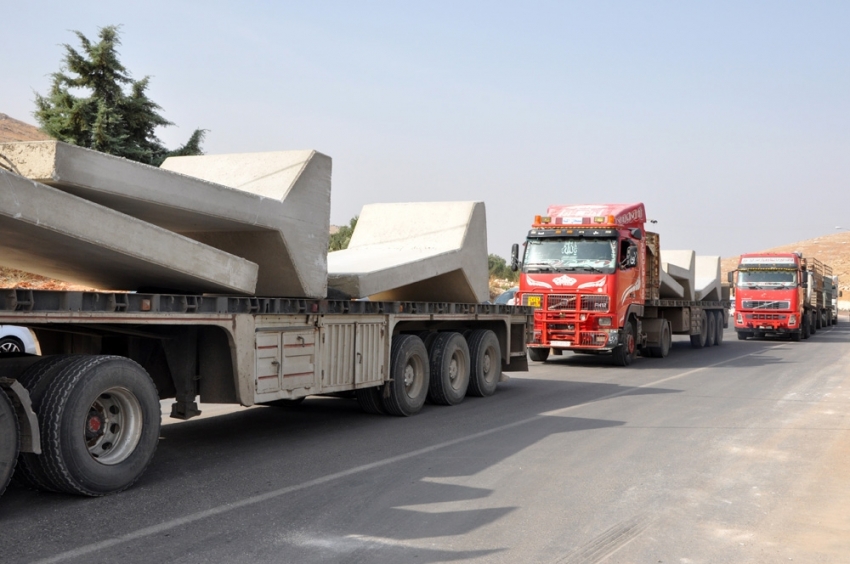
(84, 387, 144, 465)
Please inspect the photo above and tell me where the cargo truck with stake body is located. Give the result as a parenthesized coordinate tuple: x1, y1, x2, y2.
(730, 252, 837, 340)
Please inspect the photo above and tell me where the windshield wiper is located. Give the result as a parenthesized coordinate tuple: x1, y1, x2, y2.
(578, 266, 604, 273)
(524, 262, 553, 272)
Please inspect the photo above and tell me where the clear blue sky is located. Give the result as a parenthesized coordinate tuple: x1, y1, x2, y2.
(3, 1, 849, 259)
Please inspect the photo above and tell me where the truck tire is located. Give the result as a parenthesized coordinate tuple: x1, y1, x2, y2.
(417, 331, 439, 354)
(382, 335, 430, 417)
(790, 330, 802, 342)
(690, 313, 708, 348)
(0, 388, 20, 497)
(612, 322, 636, 366)
(355, 387, 386, 415)
(528, 347, 550, 362)
(36, 356, 161, 496)
(713, 311, 724, 346)
(802, 314, 811, 339)
(13, 355, 81, 491)
(647, 320, 671, 358)
(706, 312, 717, 347)
(427, 332, 470, 406)
(737, 331, 751, 340)
(466, 330, 501, 397)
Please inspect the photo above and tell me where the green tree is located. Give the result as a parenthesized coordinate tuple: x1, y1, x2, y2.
(488, 254, 518, 282)
(34, 25, 204, 166)
(329, 216, 358, 251)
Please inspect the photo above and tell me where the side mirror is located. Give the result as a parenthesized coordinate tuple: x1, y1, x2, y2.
(801, 271, 809, 288)
(727, 271, 734, 284)
(630, 228, 643, 240)
(510, 243, 520, 271)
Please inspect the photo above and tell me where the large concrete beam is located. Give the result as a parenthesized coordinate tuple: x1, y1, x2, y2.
(661, 250, 695, 301)
(0, 169, 258, 294)
(0, 141, 331, 297)
(694, 255, 722, 301)
(327, 202, 489, 303)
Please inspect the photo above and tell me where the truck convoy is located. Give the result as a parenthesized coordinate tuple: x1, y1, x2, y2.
(731, 252, 838, 341)
(0, 142, 533, 499)
(511, 203, 730, 365)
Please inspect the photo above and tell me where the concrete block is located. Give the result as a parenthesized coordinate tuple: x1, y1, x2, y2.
(0, 141, 331, 297)
(0, 169, 258, 294)
(661, 250, 695, 301)
(327, 202, 489, 303)
(659, 268, 685, 299)
(694, 255, 722, 301)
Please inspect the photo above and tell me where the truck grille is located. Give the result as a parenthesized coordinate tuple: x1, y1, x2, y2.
(548, 295, 577, 310)
(580, 295, 609, 312)
(742, 300, 790, 310)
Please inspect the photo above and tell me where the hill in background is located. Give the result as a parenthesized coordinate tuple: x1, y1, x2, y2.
(0, 113, 50, 143)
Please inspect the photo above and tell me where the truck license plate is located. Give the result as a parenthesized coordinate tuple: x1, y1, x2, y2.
(527, 296, 541, 307)
(551, 340, 572, 347)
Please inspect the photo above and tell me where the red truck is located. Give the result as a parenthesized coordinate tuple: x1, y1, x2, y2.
(511, 203, 729, 365)
(731, 252, 836, 341)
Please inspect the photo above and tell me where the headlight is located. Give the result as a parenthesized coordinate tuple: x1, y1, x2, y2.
(598, 317, 612, 327)
(736, 313, 743, 324)
(789, 315, 796, 325)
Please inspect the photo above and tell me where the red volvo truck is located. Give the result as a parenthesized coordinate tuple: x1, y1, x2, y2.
(511, 203, 729, 366)
(731, 252, 836, 341)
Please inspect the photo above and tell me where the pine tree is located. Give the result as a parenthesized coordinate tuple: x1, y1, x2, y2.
(34, 25, 204, 166)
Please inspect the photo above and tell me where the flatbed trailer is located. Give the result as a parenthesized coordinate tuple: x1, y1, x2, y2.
(0, 289, 533, 497)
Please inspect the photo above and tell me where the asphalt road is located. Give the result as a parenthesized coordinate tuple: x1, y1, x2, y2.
(2, 323, 849, 564)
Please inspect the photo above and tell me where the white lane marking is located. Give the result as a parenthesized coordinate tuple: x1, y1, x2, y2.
(34, 344, 787, 564)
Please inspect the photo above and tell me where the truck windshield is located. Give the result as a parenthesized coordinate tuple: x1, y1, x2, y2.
(523, 238, 616, 273)
(737, 270, 797, 289)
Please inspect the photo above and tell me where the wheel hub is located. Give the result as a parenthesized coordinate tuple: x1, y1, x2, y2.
(84, 387, 144, 465)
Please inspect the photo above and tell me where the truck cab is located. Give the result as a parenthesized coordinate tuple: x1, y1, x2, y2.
(512, 203, 647, 364)
(731, 253, 807, 340)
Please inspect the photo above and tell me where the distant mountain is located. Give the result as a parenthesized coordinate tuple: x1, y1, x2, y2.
(0, 113, 50, 143)
(722, 231, 850, 292)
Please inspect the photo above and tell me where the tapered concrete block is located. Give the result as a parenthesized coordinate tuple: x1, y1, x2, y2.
(661, 250, 695, 300)
(0, 141, 331, 297)
(0, 169, 258, 293)
(659, 269, 685, 299)
(327, 202, 489, 303)
(694, 255, 721, 301)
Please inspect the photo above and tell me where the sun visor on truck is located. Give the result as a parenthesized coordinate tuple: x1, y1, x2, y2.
(545, 203, 646, 229)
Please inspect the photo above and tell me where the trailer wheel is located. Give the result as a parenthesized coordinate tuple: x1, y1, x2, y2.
(355, 387, 386, 415)
(382, 335, 430, 417)
(612, 322, 636, 366)
(528, 347, 550, 362)
(36, 356, 160, 496)
(690, 313, 708, 348)
(705, 312, 717, 347)
(427, 332, 470, 406)
(0, 388, 20, 497)
(13, 355, 81, 491)
(467, 330, 501, 397)
(713, 311, 724, 346)
(418, 331, 439, 354)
